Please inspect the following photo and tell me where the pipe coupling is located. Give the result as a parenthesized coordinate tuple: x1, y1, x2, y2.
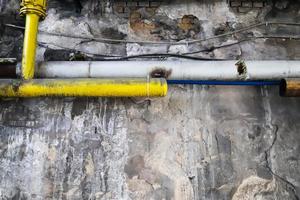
(20, 0, 47, 20)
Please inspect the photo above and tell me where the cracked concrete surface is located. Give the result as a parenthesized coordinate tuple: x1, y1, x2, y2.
(0, 0, 300, 199)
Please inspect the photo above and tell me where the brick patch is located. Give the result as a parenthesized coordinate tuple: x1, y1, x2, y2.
(108, 1, 268, 16)
(112, 0, 162, 17)
(229, 1, 267, 13)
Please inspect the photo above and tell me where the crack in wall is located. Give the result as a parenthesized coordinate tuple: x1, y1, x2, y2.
(262, 87, 299, 200)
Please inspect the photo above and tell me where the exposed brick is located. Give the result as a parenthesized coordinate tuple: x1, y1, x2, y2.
(138, 1, 150, 7)
(112, 0, 162, 18)
(242, 2, 253, 8)
(238, 7, 252, 13)
(230, 1, 241, 7)
(126, 1, 138, 7)
(149, 1, 161, 7)
(253, 2, 264, 8)
(114, 1, 126, 7)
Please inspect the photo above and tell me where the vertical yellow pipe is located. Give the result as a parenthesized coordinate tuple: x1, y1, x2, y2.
(20, 0, 47, 79)
(22, 13, 40, 80)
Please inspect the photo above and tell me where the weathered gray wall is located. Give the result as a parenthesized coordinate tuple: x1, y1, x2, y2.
(0, 0, 300, 199)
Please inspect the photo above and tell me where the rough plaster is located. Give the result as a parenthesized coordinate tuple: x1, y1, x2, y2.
(0, 0, 300, 199)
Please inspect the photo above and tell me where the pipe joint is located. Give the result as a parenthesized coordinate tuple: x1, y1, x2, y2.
(20, 0, 47, 20)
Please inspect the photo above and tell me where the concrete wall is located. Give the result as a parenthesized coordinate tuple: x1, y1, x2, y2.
(0, 0, 300, 199)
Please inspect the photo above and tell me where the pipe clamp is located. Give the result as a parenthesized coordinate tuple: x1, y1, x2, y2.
(20, 0, 47, 20)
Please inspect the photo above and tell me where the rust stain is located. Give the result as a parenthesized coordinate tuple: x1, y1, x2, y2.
(178, 15, 199, 32)
(129, 11, 158, 40)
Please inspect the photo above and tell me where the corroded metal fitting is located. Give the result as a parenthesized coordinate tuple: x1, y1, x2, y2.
(20, 0, 47, 20)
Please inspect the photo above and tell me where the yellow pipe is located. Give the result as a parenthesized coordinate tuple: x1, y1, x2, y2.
(20, 0, 47, 80)
(15, 0, 168, 98)
(22, 13, 40, 80)
(0, 78, 168, 97)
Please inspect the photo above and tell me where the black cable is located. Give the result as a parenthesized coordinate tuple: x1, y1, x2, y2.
(90, 53, 223, 61)
(5, 21, 300, 45)
(38, 42, 221, 60)
(39, 35, 299, 61)
(183, 35, 300, 55)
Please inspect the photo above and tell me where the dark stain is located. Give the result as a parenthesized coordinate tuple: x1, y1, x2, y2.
(44, 49, 78, 61)
(101, 27, 127, 40)
(215, 133, 232, 155)
(105, 167, 109, 192)
(248, 125, 262, 140)
(0, 60, 17, 78)
(47, 0, 84, 18)
(73, 0, 83, 13)
(287, 156, 298, 162)
(11, 187, 27, 200)
(11, 188, 21, 200)
(0, 14, 24, 59)
(80, 175, 92, 200)
(0, 143, 8, 158)
(124, 155, 145, 178)
(80, 151, 91, 200)
(71, 98, 87, 119)
(265, 39, 300, 59)
(213, 22, 234, 42)
(235, 60, 247, 77)
(256, 165, 273, 180)
(18, 143, 26, 161)
(62, 150, 73, 200)
(81, 151, 93, 200)
(93, 99, 116, 132)
(150, 68, 172, 78)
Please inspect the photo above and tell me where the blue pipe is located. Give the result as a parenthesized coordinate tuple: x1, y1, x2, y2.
(167, 80, 281, 86)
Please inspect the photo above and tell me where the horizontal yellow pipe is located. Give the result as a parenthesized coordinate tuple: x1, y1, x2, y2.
(22, 13, 40, 80)
(0, 78, 167, 97)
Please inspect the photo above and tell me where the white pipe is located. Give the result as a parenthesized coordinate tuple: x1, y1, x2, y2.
(36, 61, 300, 80)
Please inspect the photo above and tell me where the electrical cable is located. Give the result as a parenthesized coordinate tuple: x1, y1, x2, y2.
(183, 35, 300, 55)
(92, 53, 223, 61)
(38, 42, 222, 60)
(5, 21, 300, 45)
(38, 34, 299, 61)
(7, 21, 299, 61)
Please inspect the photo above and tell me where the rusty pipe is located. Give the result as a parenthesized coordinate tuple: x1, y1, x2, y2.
(280, 78, 300, 97)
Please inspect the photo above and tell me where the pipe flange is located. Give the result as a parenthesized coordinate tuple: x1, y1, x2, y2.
(20, 0, 47, 20)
